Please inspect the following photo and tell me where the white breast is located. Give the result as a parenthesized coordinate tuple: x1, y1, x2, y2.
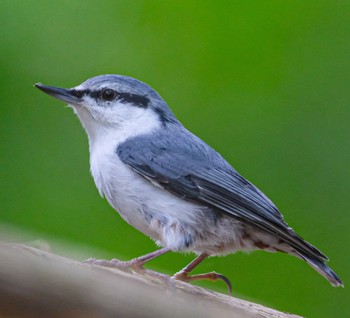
(75, 106, 246, 254)
(89, 132, 214, 249)
(80, 107, 205, 249)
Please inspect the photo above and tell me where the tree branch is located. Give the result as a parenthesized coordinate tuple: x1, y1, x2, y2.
(0, 242, 302, 318)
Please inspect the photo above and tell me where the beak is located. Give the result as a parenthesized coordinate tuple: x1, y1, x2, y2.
(34, 83, 81, 104)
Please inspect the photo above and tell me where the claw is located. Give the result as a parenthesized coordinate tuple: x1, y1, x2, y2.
(173, 271, 233, 295)
(83, 257, 142, 269)
(82, 247, 170, 270)
(83, 249, 233, 295)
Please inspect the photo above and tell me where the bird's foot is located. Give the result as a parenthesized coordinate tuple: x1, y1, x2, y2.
(172, 270, 233, 295)
(83, 257, 176, 291)
(83, 247, 170, 272)
(83, 257, 145, 271)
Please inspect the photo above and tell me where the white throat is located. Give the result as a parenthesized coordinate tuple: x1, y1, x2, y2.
(68, 103, 161, 204)
(70, 104, 161, 152)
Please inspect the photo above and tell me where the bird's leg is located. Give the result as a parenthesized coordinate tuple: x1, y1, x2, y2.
(172, 253, 233, 294)
(84, 247, 170, 270)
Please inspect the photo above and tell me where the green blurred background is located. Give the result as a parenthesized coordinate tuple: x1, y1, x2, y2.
(1, 0, 349, 317)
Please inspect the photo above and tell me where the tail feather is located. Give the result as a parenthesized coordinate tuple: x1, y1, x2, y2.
(294, 251, 343, 287)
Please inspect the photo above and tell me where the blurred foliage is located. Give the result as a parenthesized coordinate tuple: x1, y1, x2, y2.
(1, 1, 349, 317)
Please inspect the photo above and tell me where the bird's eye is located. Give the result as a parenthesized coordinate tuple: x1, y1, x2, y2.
(99, 88, 117, 101)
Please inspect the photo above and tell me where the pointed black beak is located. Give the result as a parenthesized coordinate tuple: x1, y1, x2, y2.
(34, 83, 82, 104)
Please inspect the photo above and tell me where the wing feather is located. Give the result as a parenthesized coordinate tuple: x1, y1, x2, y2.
(117, 127, 327, 261)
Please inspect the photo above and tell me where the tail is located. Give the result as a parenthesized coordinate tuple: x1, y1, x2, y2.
(271, 229, 343, 286)
(294, 251, 343, 287)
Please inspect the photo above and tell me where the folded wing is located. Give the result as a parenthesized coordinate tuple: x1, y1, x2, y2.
(117, 127, 327, 262)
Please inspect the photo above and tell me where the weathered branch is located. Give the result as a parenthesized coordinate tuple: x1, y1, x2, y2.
(0, 242, 302, 318)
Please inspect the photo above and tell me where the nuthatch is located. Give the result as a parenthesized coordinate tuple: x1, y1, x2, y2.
(35, 75, 343, 292)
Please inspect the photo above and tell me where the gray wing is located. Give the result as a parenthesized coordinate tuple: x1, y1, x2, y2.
(117, 126, 326, 261)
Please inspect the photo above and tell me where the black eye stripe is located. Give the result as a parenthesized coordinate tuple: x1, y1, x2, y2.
(82, 88, 150, 108)
(118, 92, 149, 107)
(70, 89, 84, 98)
(86, 89, 99, 99)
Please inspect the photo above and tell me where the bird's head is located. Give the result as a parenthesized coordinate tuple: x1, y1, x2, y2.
(35, 75, 177, 143)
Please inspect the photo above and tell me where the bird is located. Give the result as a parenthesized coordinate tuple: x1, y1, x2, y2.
(35, 74, 343, 292)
